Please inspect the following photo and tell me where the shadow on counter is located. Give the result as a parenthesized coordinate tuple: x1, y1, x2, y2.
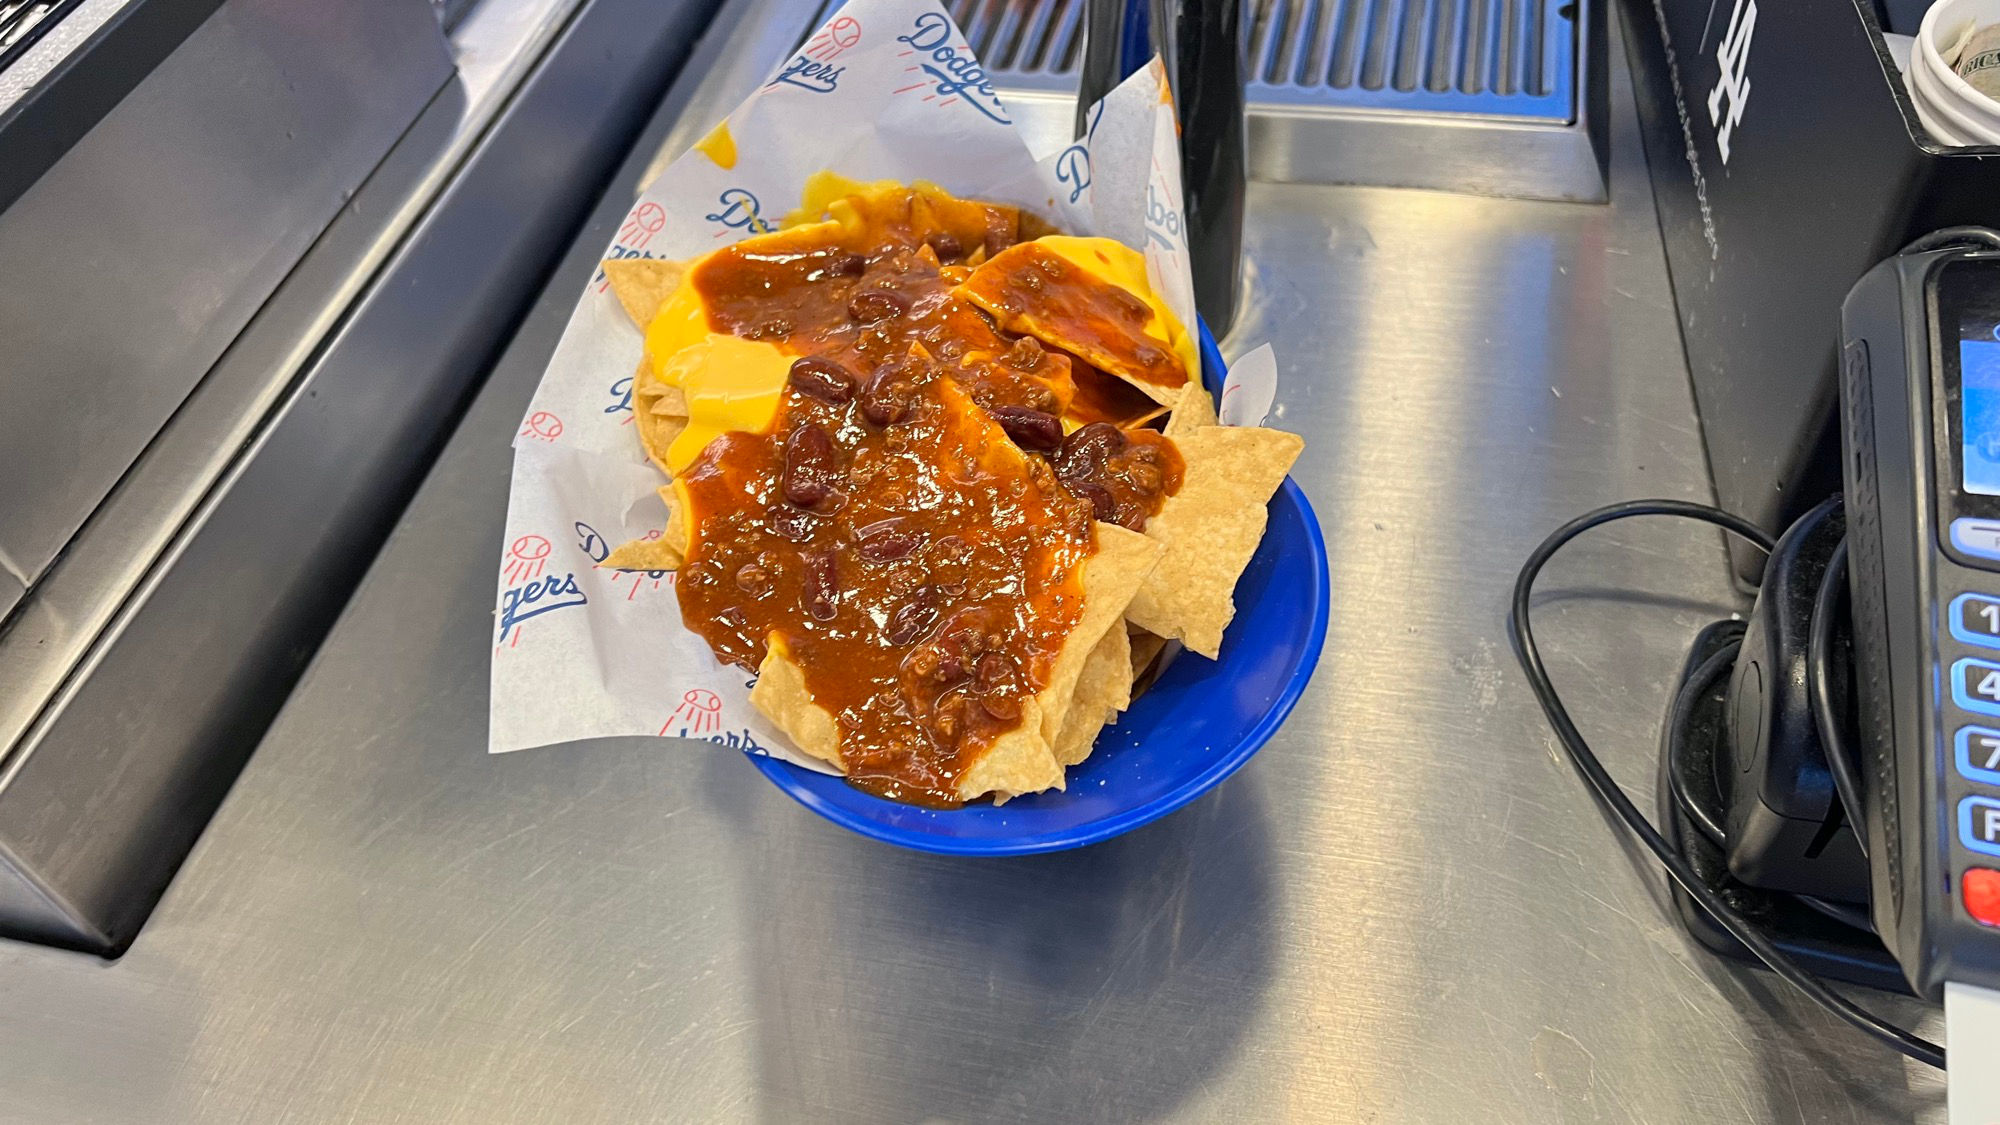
(698, 749, 1278, 1123)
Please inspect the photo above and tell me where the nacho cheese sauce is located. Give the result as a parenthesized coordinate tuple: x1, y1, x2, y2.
(675, 360, 1093, 806)
(670, 186, 1190, 803)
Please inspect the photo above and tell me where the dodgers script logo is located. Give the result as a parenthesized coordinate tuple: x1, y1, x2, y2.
(497, 531, 588, 647)
(895, 13, 1010, 125)
(706, 188, 774, 235)
(770, 55, 845, 93)
(1055, 102, 1101, 205)
(769, 14, 860, 93)
(1144, 181, 1183, 251)
(607, 373, 633, 421)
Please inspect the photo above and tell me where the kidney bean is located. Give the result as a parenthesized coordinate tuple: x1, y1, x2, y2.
(782, 424, 840, 508)
(1067, 479, 1118, 523)
(971, 654, 1021, 720)
(856, 517, 921, 562)
(1055, 422, 1128, 482)
(885, 588, 940, 646)
(990, 405, 1063, 452)
(802, 551, 838, 621)
(788, 356, 856, 404)
(859, 366, 918, 426)
(848, 288, 912, 324)
(982, 213, 1016, 258)
(926, 232, 964, 261)
(823, 252, 866, 278)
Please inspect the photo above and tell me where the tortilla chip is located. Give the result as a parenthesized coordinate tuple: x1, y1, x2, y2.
(603, 258, 686, 329)
(646, 382, 689, 417)
(635, 413, 685, 476)
(961, 523, 1160, 801)
(603, 482, 689, 570)
(1129, 628, 1168, 678)
(1036, 522, 1163, 744)
(629, 359, 690, 475)
(956, 241, 1189, 404)
(1125, 425, 1304, 658)
(1163, 380, 1218, 441)
(603, 536, 682, 572)
(749, 636, 844, 772)
(955, 698, 1059, 805)
(1052, 623, 1133, 767)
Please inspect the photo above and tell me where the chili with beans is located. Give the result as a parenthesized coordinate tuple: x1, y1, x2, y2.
(669, 188, 1191, 802)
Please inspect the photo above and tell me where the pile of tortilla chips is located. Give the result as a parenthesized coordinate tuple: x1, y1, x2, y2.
(600, 181, 1302, 804)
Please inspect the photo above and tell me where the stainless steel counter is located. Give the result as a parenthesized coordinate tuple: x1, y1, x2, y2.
(0, 8, 1952, 1121)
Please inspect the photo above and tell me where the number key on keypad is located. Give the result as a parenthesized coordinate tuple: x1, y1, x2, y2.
(1959, 726, 2000, 785)
(1953, 658, 2000, 716)
(1953, 593, 2000, 649)
(1962, 796, 2000, 857)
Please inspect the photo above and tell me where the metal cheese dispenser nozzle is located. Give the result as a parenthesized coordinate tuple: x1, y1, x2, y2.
(1075, 0, 1245, 339)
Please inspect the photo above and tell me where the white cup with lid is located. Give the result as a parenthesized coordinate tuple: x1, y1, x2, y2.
(1916, 0, 2000, 144)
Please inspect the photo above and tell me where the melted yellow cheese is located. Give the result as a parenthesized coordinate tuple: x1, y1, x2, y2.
(695, 121, 737, 169)
(641, 220, 853, 373)
(642, 273, 714, 373)
(785, 170, 900, 230)
(654, 334, 793, 473)
(1033, 235, 1200, 383)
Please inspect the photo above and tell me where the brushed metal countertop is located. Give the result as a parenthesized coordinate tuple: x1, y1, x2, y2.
(0, 9, 1953, 1121)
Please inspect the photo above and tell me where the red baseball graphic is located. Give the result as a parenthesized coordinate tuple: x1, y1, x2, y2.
(805, 15, 861, 60)
(663, 688, 723, 735)
(519, 411, 564, 442)
(503, 534, 551, 586)
(617, 202, 667, 248)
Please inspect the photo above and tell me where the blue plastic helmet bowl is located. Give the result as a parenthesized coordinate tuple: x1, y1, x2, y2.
(746, 323, 1328, 854)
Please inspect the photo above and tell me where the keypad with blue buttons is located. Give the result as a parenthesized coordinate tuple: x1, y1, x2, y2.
(1951, 582, 2000, 882)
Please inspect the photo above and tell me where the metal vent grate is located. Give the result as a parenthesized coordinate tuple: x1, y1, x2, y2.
(0, 0, 84, 72)
(813, 0, 1575, 121)
(799, 0, 1596, 198)
(939, 0, 1088, 76)
(1248, 0, 1562, 101)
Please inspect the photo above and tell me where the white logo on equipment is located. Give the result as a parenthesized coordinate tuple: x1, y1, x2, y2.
(1707, 0, 1756, 165)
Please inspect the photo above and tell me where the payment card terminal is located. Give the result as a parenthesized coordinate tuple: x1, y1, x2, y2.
(1841, 231, 2000, 1002)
